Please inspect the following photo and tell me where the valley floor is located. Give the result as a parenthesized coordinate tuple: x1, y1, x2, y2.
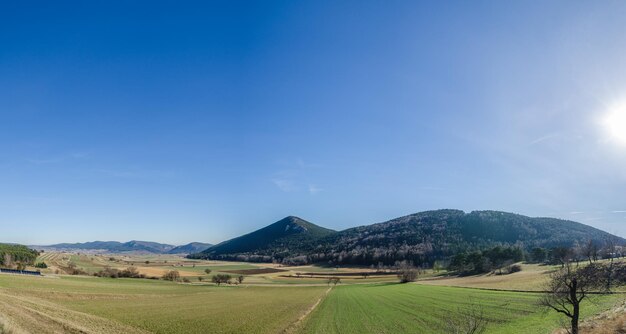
(0, 254, 624, 334)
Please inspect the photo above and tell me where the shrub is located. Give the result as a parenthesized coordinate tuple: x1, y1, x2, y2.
(327, 277, 341, 286)
(211, 274, 232, 286)
(162, 270, 180, 281)
(508, 264, 522, 273)
(102, 266, 147, 279)
(396, 261, 419, 283)
(398, 268, 418, 283)
(34, 262, 48, 269)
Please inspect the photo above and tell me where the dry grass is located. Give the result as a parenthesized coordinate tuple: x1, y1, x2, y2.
(575, 301, 626, 334)
(0, 289, 149, 334)
(419, 263, 554, 291)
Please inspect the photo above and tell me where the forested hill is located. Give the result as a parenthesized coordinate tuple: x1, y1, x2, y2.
(189, 216, 335, 262)
(190, 210, 624, 266)
(0, 244, 39, 266)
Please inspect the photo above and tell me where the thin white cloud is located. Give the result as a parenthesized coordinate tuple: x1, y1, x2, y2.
(528, 133, 560, 146)
(569, 211, 585, 215)
(308, 184, 322, 195)
(420, 186, 445, 191)
(27, 157, 64, 164)
(272, 178, 297, 192)
(271, 159, 323, 194)
(27, 151, 89, 164)
(93, 168, 174, 179)
(611, 210, 626, 213)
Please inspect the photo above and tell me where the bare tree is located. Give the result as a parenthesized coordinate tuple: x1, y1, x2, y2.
(162, 270, 180, 281)
(237, 275, 244, 284)
(3, 253, 13, 269)
(582, 240, 598, 264)
(445, 301, 490, 334)
(327, 277, 341, 286)
(540, 262, 622, 334)
(396, 261, 419, 283)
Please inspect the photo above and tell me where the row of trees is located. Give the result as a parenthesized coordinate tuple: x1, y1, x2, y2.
(449, 246, 524, 275)
(95, 266, 147, 279)
(530, 239, 624, 265)
(211, 274, 244, 286)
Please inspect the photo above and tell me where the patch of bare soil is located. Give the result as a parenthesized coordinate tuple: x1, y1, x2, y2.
(221, 268, 287, 275)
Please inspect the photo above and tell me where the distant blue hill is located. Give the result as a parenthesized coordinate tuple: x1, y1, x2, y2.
(36, 240, 211, 255)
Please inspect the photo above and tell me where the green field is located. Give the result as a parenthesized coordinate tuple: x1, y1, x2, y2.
(300, 283, 623, 334)
(2, 254, 624, 333)
(0, 274, 326, 333)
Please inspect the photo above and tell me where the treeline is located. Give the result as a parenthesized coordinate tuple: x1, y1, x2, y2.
(528, 239, 625, 265)
(0, 244, 39, 268)
(449, 246, 524, 275)
(93, 266, 150, 279)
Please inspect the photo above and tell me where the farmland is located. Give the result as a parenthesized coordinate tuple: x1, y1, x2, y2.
(0, 274, 327, 334)
(299, 283, 623, 334)
(0, 253, 624, 333)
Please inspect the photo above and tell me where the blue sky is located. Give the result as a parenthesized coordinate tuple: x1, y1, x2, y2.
(2, 1, 626, 245)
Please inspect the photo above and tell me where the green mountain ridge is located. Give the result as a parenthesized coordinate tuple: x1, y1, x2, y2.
(194, 216, 334, 262)
(190, 209, 625, 266)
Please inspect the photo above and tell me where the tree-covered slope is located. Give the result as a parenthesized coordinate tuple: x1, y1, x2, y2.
(0, 244, 39, 266)
(190, 210, 624, 266)
(315, 210, 623, 266)
(189, 216, 335, 262)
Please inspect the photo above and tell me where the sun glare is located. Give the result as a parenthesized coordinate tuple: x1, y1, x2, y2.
(604, 106, 626, 145)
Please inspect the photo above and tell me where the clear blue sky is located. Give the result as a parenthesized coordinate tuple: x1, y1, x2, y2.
(2, 1, 626, 245)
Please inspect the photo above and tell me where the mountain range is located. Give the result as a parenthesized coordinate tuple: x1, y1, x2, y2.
(35, 240, 212, 255)
(189, 210, 625, 266)
(33, 209, 624, 264)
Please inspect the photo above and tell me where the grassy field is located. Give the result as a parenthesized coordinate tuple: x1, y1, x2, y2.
(299, 283, 624, 334)
(420, 263, 554, 291)
(3, 253, 623, 333)
(0, 274, 327, 334)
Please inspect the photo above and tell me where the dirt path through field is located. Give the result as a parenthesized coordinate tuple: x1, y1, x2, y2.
(0, 289, 150, 334)
(283, 286, 333, 333)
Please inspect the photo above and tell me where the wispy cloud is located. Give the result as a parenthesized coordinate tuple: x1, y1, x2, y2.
(569, 211, 585, 215)
(27, 157, 65, 164)
(419, 186, 445, 191)
(271, 159, 322, 194)
(93, 168, 174, 179)
(528, 133, 560, 146)
(27, 152, 89, 164)
(272, 178, 297, 192)
(308, 184, 322, 195)
(611, 210, 626, 213)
